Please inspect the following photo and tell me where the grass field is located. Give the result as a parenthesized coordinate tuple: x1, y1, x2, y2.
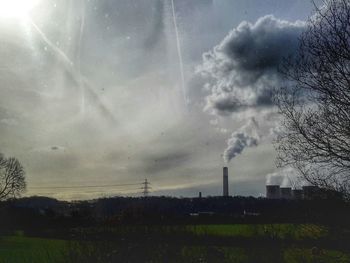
(0, 224, 349, 263)
(186, 224, 328, 239)
(0, 236, 67, 263)
(71, 223, 329, 240)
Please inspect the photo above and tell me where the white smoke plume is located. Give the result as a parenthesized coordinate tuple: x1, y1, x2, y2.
(223, 118, 259, 163)
(196, 15, 305, 164)
(266, 167, 301, 188)
(266, 172, 283, 186)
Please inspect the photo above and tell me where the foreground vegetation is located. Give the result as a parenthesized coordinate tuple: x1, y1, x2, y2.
(1, 224, 349, 263)
(1, 196, 349, 262)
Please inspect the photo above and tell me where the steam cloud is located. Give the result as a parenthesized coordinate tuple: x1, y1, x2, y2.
(266, 167, 300, 188)
(223, 118, 259, 163)
(196, 15, 306, 163)
(197, 15, 305, 115)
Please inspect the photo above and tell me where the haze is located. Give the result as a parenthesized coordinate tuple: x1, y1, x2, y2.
(0, 0, 322, 200)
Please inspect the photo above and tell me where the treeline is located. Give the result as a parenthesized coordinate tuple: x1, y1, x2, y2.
(0, 195, 349, 234)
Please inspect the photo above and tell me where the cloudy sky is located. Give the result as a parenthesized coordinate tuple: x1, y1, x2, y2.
(0, 0, 322, 200)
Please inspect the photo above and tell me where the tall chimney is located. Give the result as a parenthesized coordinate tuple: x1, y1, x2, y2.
(223, 167, 229, 197)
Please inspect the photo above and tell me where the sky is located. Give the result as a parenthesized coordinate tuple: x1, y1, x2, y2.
(0, 0, 323, 200)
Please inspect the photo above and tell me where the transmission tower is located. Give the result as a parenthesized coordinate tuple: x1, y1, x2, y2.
(141, 179, 151, 197)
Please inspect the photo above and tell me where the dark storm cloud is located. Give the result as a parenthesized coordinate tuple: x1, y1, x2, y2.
(197, 15, 305, 115)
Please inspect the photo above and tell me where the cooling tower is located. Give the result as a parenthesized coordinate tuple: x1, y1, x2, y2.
(292, 189, 303, 200)
(223, 167, 229, 197)
(280, 187, 292, 199)
(302, 185, 319, 199)
(266, 185, 280, 199)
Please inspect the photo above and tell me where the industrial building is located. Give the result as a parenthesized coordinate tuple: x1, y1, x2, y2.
(302, 185, 319, 199)
(292, 189, 303, 199)
(266, 184, 321, 200)
(266, 185, 281, 199)
(218, 167, 322, 200)
(280, 187, 292, 199)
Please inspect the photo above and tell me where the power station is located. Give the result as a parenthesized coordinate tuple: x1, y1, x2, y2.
(199, 167, 322, 199)
(223, 167, 229, 197)
(280, 187, 292, 199)
(266, 185, 280, 199)
(266, 184, 320, 200)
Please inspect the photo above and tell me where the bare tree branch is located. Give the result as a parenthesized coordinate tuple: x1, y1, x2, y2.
(0, 154, 26, 200)
(274, 0, 350, 198)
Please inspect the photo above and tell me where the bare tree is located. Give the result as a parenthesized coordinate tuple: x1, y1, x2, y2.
(275, 0, 350, 197)
(0, 153, 26, 200)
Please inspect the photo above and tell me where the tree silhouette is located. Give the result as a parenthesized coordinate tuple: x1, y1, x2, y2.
(275, 0, 350, 197)
(0, 153, 26, 200)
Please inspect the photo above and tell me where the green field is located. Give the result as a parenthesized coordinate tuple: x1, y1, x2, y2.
(0, 236, 67, 263)
(186, 224, 328, 239)
(70, 223, 329, 240)
(0, 224, 349, 263)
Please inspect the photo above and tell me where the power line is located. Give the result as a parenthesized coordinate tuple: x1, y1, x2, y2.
(29, 188, 139, 194)
(29, 183, 140, 190)
(31, 189, 141, 195)
(28, 180, 158, 198)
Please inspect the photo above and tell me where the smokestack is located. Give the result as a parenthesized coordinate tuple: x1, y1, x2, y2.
(223, 167, 229, 197)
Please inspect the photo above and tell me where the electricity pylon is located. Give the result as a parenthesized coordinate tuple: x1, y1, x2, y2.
(141, 179, 151, 197)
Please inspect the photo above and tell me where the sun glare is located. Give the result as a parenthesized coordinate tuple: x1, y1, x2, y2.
(0, 0, 39, 20)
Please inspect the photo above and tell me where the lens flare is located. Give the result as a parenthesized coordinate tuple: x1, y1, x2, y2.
(0, 0, 39, 19)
